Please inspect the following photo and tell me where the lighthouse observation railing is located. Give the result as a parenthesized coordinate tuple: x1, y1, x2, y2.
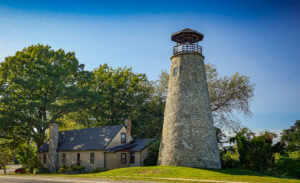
(173, 44, 202, 55)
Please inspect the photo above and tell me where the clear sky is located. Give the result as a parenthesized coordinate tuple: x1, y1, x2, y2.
(0, 0, 299, 132)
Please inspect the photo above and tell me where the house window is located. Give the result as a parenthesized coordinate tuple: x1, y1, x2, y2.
(62, 153, 66, 165)
(121, 153, 126, 164)
(121, 133, 126, 144)
(130, 152, 135, 164)
(43, 154, 47, 164)
(90, 153, 95, 164)
(77, 153, 80, 166)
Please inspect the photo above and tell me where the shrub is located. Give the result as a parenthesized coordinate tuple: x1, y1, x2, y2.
(143, 140, 160, 166)
(92, 167, 108, 173)
(59, 168, 64, 173)
(77, 166, 85, 172)
(59, 165, 69, 173)
(221, 149, 239, 168)
(70, 165, 86, 173)
(274, 151, 300, 178)
(36, 167, 49, 174)
(71, 165, 77, 172)
(230, 129, 276, 172)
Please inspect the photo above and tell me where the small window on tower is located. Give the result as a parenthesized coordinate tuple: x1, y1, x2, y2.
(173, 67, 179, 76)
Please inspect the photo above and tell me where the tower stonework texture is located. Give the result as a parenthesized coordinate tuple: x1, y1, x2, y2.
(158, 28, 221, 168)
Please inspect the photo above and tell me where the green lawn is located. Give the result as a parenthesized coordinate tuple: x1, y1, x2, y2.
(67, 166, 300, 183)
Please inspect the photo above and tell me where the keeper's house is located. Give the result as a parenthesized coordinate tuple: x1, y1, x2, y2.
(37, 120, 156, 172)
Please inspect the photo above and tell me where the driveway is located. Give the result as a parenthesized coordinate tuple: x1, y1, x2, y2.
(0, 176, 156, 183)
(0, 165, 22, 175)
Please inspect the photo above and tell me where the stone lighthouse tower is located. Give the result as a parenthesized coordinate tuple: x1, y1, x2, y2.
(158, 28, 221, 169)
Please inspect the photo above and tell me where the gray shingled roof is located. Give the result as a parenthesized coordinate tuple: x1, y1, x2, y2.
(105, 138, 157, 152)
(37, 125, 124, 152)
(130, 139, 157, 151)
(37, 141, 49, 152)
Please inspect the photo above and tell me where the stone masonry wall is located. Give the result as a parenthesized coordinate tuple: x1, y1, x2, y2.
(158, 53, 221, 169)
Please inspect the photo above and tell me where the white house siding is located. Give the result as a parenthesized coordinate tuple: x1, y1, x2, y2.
(105, 152, 127, 169)
(129, 152, 141, 167)
(140, 146, 150, 166)
(57, 150, 105, 171)
(38, 148, 150, 171)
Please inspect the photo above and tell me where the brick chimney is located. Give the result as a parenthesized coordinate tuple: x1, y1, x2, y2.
(125, 119, 131, 136)
(48, 123, 59, 172)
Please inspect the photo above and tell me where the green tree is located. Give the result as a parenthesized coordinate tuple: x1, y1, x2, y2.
(155, 64, 255, 130)
(143, 140, 160, 166)
(152, 69, 169, 101)
(249, 131, 276, 171)
(0, 139, 13, 175)
(206, 64, 255, 130)
(221, 146, 239, 168)
(281, 120, 300, 152)
(16, 143, 38, 173)
(0, 44, 91, 148)
(62, 64, 164, 138)
(230, 129, 276, 171)
(274, 151, 300, 178)
(229, 128, 254, 168)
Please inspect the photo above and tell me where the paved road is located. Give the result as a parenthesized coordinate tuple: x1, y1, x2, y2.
(0, 176, 155, 183)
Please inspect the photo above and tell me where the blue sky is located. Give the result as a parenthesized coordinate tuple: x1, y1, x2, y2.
(0, 0, 299, 132)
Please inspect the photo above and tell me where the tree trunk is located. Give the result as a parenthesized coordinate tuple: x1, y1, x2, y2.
(26, 139, 30, 155)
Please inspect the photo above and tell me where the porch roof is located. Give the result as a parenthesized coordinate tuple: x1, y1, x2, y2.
(104, 138, 157, 152)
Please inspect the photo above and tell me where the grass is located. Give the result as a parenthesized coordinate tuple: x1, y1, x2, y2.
(36, 166, 300, 183)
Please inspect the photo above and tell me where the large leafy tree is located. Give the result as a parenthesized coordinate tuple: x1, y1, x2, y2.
(0, 44, 91, 148)
(62, 64, 164, 138)
(155, 63, 255, 130)
(206, 64, 255, 130)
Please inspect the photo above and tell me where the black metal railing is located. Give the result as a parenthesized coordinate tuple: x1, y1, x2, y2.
(173, 44, 202, 55)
